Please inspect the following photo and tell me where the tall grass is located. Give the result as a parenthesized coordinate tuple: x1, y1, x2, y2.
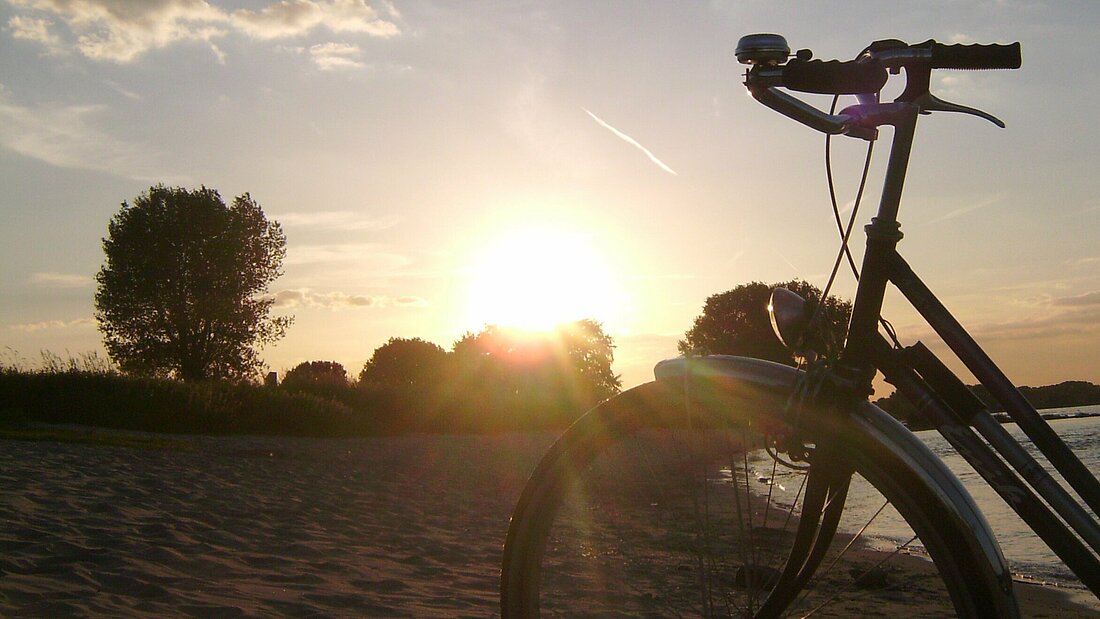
(0, 352, 364, 437)
(0, 351, 595, 437)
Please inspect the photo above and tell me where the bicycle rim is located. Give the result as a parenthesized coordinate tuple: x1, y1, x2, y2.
(501, 381, 1003, 617)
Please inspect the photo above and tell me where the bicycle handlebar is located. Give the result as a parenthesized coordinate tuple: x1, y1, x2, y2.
(782, 58, 888, 95)
(928, 41, 1022, 70)
(739, 35, 1022, 137)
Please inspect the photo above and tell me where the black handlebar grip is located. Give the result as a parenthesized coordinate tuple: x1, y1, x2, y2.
(782, 58, 889, 95)
(929, 41, 1022, 69)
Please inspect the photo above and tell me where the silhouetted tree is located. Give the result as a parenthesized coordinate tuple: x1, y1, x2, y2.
(281, 360, 351, 403)
(359, 337, 449, 388)
(283, 361, 349, 389)
(451, 321, 621, 417)
(451, 325, 530, 404)
(679, 280, 851, 365)
(95, 185, 290, 381)
(557, 319, 622, 403)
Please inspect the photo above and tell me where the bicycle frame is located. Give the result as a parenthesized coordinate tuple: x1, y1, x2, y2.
(504, 36, 1100, 617)
(834, 104, 1100, 597)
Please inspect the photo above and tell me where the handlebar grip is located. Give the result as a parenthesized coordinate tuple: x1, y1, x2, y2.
(782, 58, 889, 95)
(930, 41, 1022, 69)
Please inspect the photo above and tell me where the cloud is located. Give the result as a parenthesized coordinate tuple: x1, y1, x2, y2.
(6, 0, 399, 64)
(8, 317, 95, 332)
(308, 41, 363, 70)
(270, 288, 426, 309)
(9, 0, 229, 63)
(7, 14, 63, 51)
(0, 89, 168, 179)
(232, 0, 398, 41)
(583, 108, 678, 176)
(277, 42, 410, 72)
(393, 295, 427, 307)
(1052, 290, 1100, 307)
(273, 210, 399, 230)
(272, 288, 376, 308)
(966, 304, 1100, 341)
(892, 287, 1100, 344)
(30, 271, 92, 288)
(1066, 256, 1100, 268)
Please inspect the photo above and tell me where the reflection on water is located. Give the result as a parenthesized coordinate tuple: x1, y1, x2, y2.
(844, 406, 1100, 588)
(917, 409, 1100, 586)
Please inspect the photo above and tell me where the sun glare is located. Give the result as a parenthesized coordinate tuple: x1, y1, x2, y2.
(465, 227, 622, 332)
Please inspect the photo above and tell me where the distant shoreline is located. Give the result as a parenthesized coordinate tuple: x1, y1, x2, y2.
(874, 382, 1100, 431)
(996, 410, 1100, 423)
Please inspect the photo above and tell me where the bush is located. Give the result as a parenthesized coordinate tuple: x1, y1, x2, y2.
(0, 369, 362, 437)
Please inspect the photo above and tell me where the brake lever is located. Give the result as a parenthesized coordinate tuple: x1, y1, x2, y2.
(915, 92, 1005, 128)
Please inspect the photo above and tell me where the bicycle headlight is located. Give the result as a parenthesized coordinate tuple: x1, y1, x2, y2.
(769, 287, 811, 354)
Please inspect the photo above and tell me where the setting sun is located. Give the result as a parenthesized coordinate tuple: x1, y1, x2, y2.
(464, 227, 622, 332)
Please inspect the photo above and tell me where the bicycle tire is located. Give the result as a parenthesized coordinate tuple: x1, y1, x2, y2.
(501, 356, 1018, 618)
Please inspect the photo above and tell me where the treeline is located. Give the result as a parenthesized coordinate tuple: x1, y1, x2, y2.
(0, 370, 361, 437)
(0, 321, 622, 437)
(873, 380, 1100, 430)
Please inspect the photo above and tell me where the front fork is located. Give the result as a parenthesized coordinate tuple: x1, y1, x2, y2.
(755, 442, 853, 618)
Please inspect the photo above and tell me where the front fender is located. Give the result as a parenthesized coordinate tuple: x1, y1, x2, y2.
(650, 355, 1015, 603)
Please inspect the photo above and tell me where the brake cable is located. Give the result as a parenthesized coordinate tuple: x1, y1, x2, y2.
(819, 95, 903, 350)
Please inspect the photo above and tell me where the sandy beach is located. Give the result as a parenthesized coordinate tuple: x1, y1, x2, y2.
(1, 430, 1097, 616)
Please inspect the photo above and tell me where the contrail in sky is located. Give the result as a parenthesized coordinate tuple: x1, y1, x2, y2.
(925, 193, 1006, 225)
(583, 108, 678, 176)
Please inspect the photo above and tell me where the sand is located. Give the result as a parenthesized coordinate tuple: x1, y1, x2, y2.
(0, 430, 1096, 617)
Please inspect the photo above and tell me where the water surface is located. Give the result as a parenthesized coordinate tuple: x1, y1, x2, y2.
(916, 408, 1100, 586)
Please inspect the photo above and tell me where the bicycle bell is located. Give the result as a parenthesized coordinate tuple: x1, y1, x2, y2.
(736, 34, 790, 65)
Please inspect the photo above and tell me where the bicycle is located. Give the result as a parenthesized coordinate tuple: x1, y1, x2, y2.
(500, 34, 1100, 617)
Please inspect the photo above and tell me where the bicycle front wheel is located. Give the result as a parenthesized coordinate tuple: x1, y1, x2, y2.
(501, 358, 1017, 618)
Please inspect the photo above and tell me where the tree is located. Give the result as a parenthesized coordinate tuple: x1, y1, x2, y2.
(678, 280, 852, 365)
(282, 360, 349, 389)
(556, 319, 622, 403)
(281, 360, 350, 401)
(359, 337, 449, 388)
(452, 321, 621, 407)
(95, 185, 290, 381)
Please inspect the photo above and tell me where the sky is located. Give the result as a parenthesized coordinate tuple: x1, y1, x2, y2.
(1, 0, 1098, 392)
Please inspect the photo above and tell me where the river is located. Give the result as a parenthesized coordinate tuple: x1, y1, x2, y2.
(848, 405, 1100, 589)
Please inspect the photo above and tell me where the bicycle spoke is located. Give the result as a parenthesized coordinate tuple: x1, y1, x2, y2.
(802, 534, 921, 617)
(514, 412, 968, 617)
